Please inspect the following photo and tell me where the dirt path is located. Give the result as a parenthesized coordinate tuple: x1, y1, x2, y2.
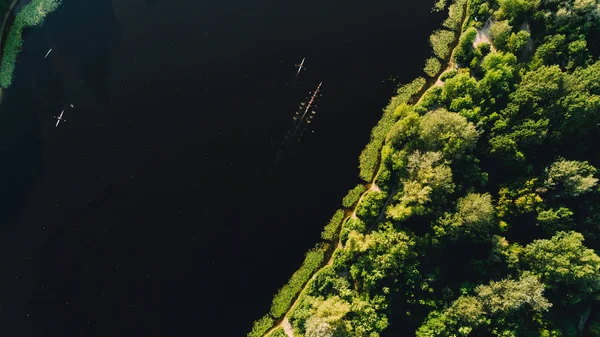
(260, 2, 472, 336)
(282, 318, 294, 337)
(473, 17, 493, 48)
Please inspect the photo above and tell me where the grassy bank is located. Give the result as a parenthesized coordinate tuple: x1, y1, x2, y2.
(247, 244, 330, 337)
(0, 0, 62, 88)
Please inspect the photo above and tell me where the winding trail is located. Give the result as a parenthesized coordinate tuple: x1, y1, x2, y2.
(261, 2, 472, 336)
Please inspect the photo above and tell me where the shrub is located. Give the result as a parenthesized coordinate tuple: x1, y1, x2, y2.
(247, 315, 274, 337)
(321, 209, 345, 241)
(490, 20, 512, 51)
(440, 69, 459, 81)
(355, 190, 388, 223)
(443, 0, 468, 32)
(269, 245, 327, 319)
(358, 78, 426, 182)
(340, 217, 367, 243)
(432, 0, 447, 13)
(507, 30, 530, 55)
(342, 185, 367, 208)
(430, 29, 456, 59)
(477, 42, 492, 57)
(267, 327, 287, 337)
(424, 57, 442, 77)
(453, 27, 478, 66)
(358, 112, 396, 182)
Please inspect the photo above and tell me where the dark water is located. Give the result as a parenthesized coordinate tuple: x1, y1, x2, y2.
(0, 0, 442, 335)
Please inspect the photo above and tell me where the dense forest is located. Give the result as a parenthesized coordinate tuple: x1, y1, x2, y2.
(250, 0, 600, 336)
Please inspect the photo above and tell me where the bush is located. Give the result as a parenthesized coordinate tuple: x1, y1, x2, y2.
(0, 0, 62, 88)
(424, 57, 443, 77)
(442, 0, 468, 32)
(269, 245, 327, 319)
(416, 86, 444, 112)
(340, 217, 367, 243)
(453, 27, 478, 66)
(440, 69, 459, 81)
(342, 185, 367, 208)
(432, 0, 447, 13)
(430, 29, 456, 59)
(507, 30, 530, 55)
(359, 112, 396, 182)
(355, 190, 388, 223)
(490, 20, 512, 51)
(248, 315, 274, 337)
(477, 42, 491, 57)
(267, 327, 287, 337)
(321, 209, 345, 241)
(358, 78, 426, 182)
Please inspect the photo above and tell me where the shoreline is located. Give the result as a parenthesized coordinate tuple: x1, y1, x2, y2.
(251, 1, 473, 336)
(0, 0, 20, 75)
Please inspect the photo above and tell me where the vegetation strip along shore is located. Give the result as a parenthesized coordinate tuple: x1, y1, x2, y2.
(249, 1, 472, 336)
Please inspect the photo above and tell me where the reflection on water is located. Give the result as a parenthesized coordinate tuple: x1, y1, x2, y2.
(0, 0, 444, 335)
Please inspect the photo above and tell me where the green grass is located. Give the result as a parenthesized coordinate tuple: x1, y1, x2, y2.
(358, 77, 426, 182)
(269, 244, 328, 319)
(342, 184, 367, 208)
(321, 209, 345, 241)
(430, 29, 456, 59)
(248, 315, 275, 337)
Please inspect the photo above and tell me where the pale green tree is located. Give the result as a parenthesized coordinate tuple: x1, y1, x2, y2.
(419, 109, 479, 159)
(521, 231, 600, 305)
(544, 159, 598, 197)
(490, 20, 513, 50)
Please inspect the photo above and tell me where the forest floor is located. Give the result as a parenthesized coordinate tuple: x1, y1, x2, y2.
(261, 1, 472, 336)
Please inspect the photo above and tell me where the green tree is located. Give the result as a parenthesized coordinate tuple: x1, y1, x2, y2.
(343, 185, 367, 208)
(496, 0, 538, 24)
(453, 27, 478, 66)
(355, 190, 388, 222)
(490, 20, 513, 51)
(387, 151, 454, 221)
(479, 51, 517, 109)
(475, 272, 551, 314)
(507, 30, 530, 55)
(521, 231, 600, 306)
(305, 317, 334, 337)
(430, 29, 456, 59)
(345, 223, 415, 291)
(419, 109, 479, 159)
(434, 193, 496, 242)
(544, 159, 598, 197)
(537, 207, 573, 233)
(531, 34, 567, 69)
(385, 110, 420, 149)
(432, 0, 447, 12)
(424, 57, 443, 77)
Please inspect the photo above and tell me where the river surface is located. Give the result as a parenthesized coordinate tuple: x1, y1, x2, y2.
(0, 0, 442, 335)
